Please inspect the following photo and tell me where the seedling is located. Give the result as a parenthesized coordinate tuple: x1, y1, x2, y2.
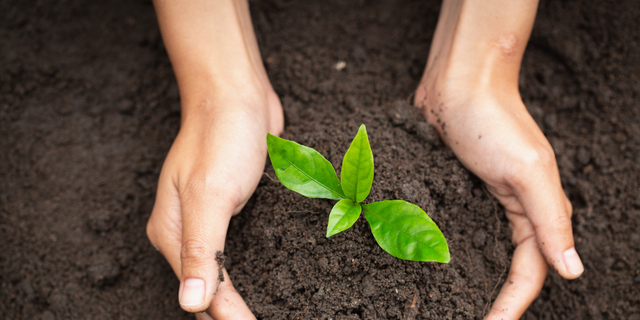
(267, 124, 449, 263)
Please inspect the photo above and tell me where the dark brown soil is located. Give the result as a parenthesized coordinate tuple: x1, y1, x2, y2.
(1, 0, 639, 319)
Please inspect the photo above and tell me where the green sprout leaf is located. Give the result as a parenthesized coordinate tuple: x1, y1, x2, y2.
(326, 199, 362, 238)
(363, 200, 450, 263)
(267, 125, 450, 264)
(267, 133, 346, 200)
(340, 124, 374, 203)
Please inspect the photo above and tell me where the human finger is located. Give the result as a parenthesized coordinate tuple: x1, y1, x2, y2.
(177, 175, 236, 313)
(485, 215, 548, 320)
(509, 148, 584, 279)
(147, 169, 184, 274)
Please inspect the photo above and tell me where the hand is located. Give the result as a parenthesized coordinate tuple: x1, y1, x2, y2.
(416, 82, 584, 319)
(146, 91, 283, 318)
(416, 1, 583, 318)
(150, 0, 284, 316)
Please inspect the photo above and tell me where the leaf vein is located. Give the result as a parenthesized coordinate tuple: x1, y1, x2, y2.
(281, 152, 344, 199)
(366, 207, 442, 255)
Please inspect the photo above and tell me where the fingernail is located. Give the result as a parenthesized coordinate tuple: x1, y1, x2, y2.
(563, 247, 584, 276)
(180, 278, 205, 307)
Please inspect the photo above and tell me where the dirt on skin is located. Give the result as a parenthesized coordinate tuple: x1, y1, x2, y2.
(1, 0, 639, 319)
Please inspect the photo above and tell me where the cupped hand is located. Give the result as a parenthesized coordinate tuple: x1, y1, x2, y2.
(416, 84, 584, 320)
(146, 93, 283, 319)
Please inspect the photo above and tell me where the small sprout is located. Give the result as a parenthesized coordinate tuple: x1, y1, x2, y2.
(267, 124, 450, 263)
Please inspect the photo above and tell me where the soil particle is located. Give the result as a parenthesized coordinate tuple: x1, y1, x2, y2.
(87, 209, 116, 232)
(87, 253, 121, 285)
(318, 257, 329, 269)
(473, 229, 487, 249)
(401, 180, 421, 203)
(416, 121, 442, 145)
(116, 249, 135, 268)
(577, 147, 592, 165)
(47, 289, 68, 312)
(41, 311, 56, 320)
(314, 286, 325, 300)
(362, 275, 377, 297)
(387, 100, 413, 126)
(215, 251, 226, 283)
(352, 46, 367, 61)
(404, 294, 420, 320)
(344, 95, 360, 112)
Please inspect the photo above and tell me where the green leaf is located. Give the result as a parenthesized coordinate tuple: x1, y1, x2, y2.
(326, 199, 362, 237)
(363, 200, 450, 262)
(340, 124, 374, 203)
(267, 133, 346, 200)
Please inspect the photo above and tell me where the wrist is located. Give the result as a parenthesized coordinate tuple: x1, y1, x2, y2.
(423, 31, 528, 98)
(154, 0, 282, 132)
(180, 83, 269, 127)
(416, 0, 538, 115)
(178, 75, 283, 137)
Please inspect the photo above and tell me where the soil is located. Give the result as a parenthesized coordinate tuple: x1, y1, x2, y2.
(1, 0, 639, 319)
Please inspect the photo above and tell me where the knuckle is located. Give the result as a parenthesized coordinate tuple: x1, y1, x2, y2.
(509, 146, 557, 188)
(182, 169, 208, 198)
(518, 145, 556, 168)
(146, 216, 160, 248)
(181, 239, 213, 268)
(513, 232, 535, 247)
(565, 198, 573, 218)
(551, 214, 572, 231)
(510, 219, 536, 246)
(538, 146, 556, 166)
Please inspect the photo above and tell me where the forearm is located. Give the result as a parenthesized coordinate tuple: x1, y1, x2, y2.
(425, 0, 539, 93)
(153, 0, 270, 122)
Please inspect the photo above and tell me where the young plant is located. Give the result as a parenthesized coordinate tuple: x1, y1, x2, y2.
(266, 124, 449, 263)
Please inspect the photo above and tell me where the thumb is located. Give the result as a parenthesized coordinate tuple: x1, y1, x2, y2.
(178, 185, 235, 313)
(512, 156, 584, 279)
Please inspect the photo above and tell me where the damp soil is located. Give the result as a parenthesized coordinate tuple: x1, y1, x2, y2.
(1, 0, 639, 319)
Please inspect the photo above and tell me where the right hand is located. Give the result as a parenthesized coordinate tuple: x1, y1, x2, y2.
(417, 82, 582, 320)
(146, 90, 283, 319)
(414, 1, 582, 318)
